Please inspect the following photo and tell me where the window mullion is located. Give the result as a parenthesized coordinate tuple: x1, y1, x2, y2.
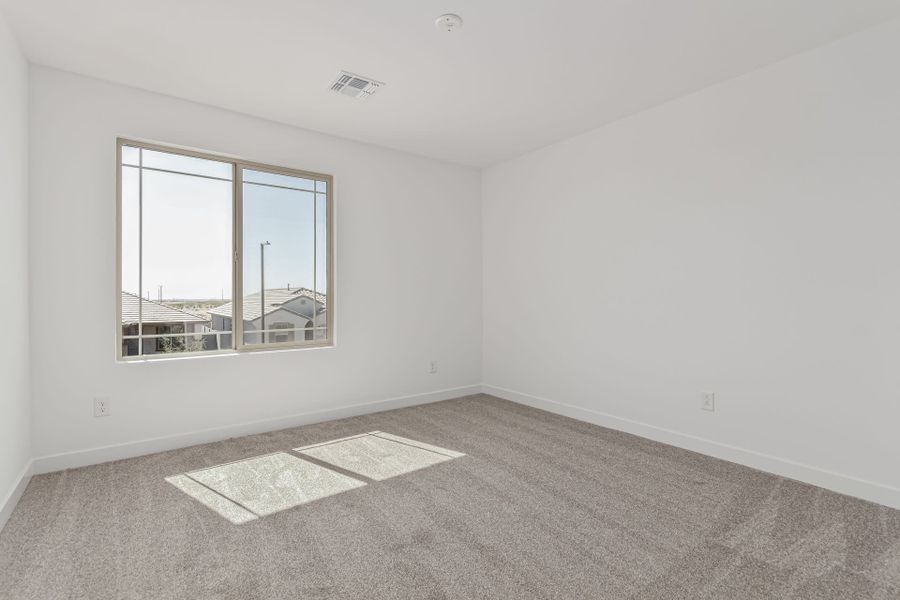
(233, 163, 244, 351)
(313, 185, 317, 341)
(137, 147, 143, 357)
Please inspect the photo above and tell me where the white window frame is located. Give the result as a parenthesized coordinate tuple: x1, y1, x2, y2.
(116, 138, 334, 361)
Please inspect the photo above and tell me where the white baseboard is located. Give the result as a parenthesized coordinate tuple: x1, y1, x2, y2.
(482, 384, 900, 511)
(32, 384, 482, 475)
(0, 460, 33, 533)
(27, 382, 900, 511)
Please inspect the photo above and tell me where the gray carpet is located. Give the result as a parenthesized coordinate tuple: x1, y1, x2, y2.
(0, 394, 898, 599)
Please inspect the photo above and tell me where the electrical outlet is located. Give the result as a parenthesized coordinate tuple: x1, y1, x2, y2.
(701, 391, 715, 412)
(428, 360, 438, 374)
(94, 397, 111, 417)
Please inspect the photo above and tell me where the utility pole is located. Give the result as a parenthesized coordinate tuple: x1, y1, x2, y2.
(260, 241, 271, 344)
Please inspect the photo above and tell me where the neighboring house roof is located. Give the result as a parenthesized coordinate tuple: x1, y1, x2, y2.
(121, 292, 208, 325)
(208, 287, 326, 321)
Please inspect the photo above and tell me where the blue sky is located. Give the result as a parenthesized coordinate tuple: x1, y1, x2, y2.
(121, 148, 327, 301)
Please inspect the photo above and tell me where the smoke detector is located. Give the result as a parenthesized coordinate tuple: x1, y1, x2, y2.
(435, 14, 463, 32)
(330, 71, 384, 99)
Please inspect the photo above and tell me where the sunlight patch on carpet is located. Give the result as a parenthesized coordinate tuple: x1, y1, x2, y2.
(167, 452, 366, 522)
(294, 431, 465, 481)
(166, 474, 258, 524)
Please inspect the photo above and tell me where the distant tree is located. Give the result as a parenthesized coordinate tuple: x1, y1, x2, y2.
(159, 334, 205, 353)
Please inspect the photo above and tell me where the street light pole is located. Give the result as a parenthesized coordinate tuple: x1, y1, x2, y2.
(260, 241, 270, 344)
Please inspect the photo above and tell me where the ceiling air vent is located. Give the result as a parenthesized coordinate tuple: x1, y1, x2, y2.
(330, 71, 384, 99)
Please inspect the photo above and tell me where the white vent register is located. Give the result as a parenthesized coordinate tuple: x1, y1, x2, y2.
(331, 71, 384, 99)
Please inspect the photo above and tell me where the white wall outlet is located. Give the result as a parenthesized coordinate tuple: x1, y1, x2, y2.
(701, 391, 715, 412)
(428, 360, 438, 374)
(94, 396, 111, 417)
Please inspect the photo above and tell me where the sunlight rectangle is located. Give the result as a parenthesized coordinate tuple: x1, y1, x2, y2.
(184, 452, 365, 517)
(165, 474, 258, 524)
(294, 432, 464, 481)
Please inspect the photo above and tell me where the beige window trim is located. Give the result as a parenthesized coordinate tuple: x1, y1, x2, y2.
(116, 137, 334, 361)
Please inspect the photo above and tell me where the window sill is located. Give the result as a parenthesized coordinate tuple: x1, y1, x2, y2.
(117, 341, 335, 363)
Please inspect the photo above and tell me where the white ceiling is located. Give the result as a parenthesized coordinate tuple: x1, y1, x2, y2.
(3, 1, 899, 167)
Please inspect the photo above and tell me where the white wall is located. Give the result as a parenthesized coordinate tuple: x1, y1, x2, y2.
(0, 11, 31, 519)
(29, 66, 482, 463)
(483, 20, 900, 507)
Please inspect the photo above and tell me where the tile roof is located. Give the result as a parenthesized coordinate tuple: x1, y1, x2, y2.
(208, 288, 326, 321)
(121, 292, 209, 325)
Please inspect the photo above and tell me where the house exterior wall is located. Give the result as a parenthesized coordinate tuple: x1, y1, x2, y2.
(243, 307, 325, 344)
(209, 297, 326, 346)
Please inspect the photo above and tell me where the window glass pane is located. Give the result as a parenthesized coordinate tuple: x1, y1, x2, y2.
(241, 169, 317, 346)
(315, 193, 328, 340)
(243, 168, 316, 192)
(121, 145, 140, 166)
(315, 180, 328, 194)
(141, 148, 233, 180)
(120, 161, 141, 356)
(130, 162, 233, 356)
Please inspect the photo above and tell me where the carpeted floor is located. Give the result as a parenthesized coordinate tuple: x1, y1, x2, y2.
(1, 394, 898, 599)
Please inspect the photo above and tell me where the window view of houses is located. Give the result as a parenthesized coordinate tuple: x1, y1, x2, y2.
(119, 143, 330, 359)
(120, 287, 327, 357)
